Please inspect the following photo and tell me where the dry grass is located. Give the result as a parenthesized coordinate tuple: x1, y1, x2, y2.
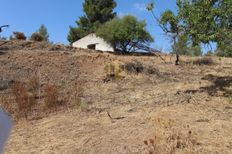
(11, 81, 36, 119)
(2, 49, 232, 153)
(193, 56, 214, 65)
(43, 85, 60, 109)
(104, 61, 125, 81)
(0, 95, 15, 116)
(0, 76, 66, 120)
(144, 117, 200, 154)
(123, 60, 144, 74)
(28, 76, 40, 95)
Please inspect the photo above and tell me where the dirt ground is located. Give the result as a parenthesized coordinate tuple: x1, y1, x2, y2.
(1, 42, 232, 153)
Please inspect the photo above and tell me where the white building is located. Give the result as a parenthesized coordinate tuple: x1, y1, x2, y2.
(72, 33, 114, 52)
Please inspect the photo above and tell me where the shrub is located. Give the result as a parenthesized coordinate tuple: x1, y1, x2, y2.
(11, 82, 36, 118)
(0, 95, 15, 116)
(30, 32, 44, 42)
(13, 32, 26, 40)
(124, 60, 144, 74)
(104, 61, 125, 81)
(28, 76, 40, 99)
(193, 56, 214, 65)
(44, 85, 60, 109)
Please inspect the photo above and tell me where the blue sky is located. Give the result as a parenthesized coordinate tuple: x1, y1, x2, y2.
(0, 0, 177, 51)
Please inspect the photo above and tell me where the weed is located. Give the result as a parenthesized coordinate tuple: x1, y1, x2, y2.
(104, 61, 125, 81)
(144, 117, 200, 153)
(44, 85, 60, 109)
(79, 99, 88, 111)
(28, 76, 40, 95)
(11, 82, 36, 119)
(0, 94, 15, 116)
(228, 94, 232, 104)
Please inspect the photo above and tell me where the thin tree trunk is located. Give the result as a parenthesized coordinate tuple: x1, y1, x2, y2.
(174, 36, 179, 65)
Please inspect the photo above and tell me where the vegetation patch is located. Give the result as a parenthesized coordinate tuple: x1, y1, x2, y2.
(123, 60, 144, 74)
(193, 57, 214, 65)
(103, 61, 125, 82)
(44, 84, 61, 109)
(13, 32, 27, 40)
(30, 32, 44, 42)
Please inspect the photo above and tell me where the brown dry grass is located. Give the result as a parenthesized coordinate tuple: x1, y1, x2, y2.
(193, 56, 215, 65)
(11, 81, 36, 119)
(43, 84, 60, 109)
(0, 48, 232, 153)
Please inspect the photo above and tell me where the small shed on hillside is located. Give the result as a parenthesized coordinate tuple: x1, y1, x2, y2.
(72, 33, 114, 52)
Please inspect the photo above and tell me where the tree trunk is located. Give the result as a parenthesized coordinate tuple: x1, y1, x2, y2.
(173, 38, 179, 65)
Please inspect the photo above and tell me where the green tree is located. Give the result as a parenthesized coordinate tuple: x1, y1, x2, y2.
(38, 24, 49, 42)
(147, 1, 187, 64)
(173, 34, 202, 56)
(148, 0, 232, 59)
(67, 0, 117, 44)
(177, 0, 232, 57)
(158, 9, 184, 64)
(96, 15, 153, 53)
(174, 34, 189, 55)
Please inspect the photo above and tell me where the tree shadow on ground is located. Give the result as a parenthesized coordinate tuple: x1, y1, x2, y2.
(185, 74, 232, 97)
(0, 51, 7, 55)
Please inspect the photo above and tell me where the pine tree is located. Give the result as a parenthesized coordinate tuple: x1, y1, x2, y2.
(38, 24, 49, 42)
(67, 0, 117, 44)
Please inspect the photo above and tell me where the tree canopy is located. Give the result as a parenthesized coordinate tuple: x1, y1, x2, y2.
(96, 15, 154, 53)
(67, 0, 117, 44)
(154, 0, 232, 57)
(38, 24, 49, 42)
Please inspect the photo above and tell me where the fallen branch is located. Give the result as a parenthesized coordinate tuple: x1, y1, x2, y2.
(107, 111, 125, 120)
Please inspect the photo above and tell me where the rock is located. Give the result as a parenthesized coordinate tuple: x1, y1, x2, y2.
(0, 79, 14, 91)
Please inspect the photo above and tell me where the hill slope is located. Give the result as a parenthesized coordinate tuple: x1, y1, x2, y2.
(0, 44, 232, 153)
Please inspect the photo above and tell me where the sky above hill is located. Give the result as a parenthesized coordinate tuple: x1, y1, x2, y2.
(0, 0, 177, 51)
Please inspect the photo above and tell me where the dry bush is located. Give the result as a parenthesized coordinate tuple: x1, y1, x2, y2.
(144, 118, 200, 153)
(28, 76, 40, 96)
(13, 32, 27, 40)
(44, 85, 60, 109)
(30, 32, 44, 42)
(193, 56, 214, 65)
(0, 94, 16, 117)
(11, 82, 36, 119)
(104, 61, 125, 81)
(123, 60, 144, 74)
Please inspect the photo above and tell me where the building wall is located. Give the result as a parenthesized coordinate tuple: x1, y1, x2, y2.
(72, 34, 114, 52)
